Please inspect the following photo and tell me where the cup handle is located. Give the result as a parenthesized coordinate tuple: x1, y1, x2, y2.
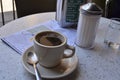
(63, 44, 75, 58)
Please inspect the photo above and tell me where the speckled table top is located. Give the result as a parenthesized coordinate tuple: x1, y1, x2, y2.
(1, 12, 120, 80)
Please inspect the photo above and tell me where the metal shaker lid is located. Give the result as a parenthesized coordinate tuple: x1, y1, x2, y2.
(80, 2, 103, 15)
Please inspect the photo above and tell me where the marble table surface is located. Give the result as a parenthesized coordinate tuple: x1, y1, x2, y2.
(0, 12, 120, 80)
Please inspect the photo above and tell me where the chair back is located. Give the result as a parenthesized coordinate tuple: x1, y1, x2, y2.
(105, 0, 120, 18)
(15, 0, 56, 18)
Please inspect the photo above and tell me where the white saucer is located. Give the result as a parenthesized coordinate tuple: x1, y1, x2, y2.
(22, 46, 78, 79)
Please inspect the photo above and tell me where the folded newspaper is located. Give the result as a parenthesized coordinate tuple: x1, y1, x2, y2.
(1, 20, 76, 54)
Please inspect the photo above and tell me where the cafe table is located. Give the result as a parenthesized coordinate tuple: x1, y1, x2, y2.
(0, 12, 120, 80)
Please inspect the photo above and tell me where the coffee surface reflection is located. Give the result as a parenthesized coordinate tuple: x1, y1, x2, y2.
(39, 36, 62, 46)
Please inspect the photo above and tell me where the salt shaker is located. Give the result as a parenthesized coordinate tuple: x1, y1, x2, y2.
(76, 3, 102, 49)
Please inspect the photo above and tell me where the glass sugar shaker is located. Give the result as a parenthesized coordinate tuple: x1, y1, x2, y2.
(76, 2, 102, 49)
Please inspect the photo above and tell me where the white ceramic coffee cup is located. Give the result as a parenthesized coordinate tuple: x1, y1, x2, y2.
(33, 31, 75, 68)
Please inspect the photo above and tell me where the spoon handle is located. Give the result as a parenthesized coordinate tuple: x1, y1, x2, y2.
(33, 64, 41, 80)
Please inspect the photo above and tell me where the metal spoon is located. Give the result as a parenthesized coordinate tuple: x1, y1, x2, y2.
(27, 52, 41, 80)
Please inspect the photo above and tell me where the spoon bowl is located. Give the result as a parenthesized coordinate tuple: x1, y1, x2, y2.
(27, 52, 41, 80)
(27, 52, 38, 65)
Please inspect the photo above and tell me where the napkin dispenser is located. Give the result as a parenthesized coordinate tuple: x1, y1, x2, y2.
(56, 0, 89, 27)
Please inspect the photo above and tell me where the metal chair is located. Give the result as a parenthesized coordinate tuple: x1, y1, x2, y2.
(105, 0, 120, 18)
(0, 0, 15, 25)
(14, 0, 56, 18)
(0, 0, 5, 25)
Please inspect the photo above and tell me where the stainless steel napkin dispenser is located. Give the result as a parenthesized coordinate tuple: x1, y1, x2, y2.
(56, 0, 88, 27)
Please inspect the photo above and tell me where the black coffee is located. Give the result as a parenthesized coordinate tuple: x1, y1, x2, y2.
(38, 35, 62, 46)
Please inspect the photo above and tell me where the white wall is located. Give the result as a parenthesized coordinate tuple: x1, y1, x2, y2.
(0, 0, 13, 12)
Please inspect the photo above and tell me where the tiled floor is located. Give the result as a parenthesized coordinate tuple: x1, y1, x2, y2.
(0, 11, 16, 27)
